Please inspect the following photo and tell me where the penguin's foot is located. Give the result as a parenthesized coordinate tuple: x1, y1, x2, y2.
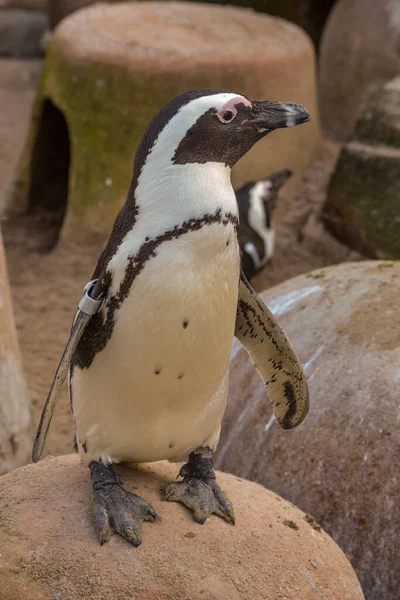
(90, 461, 160, 547)
(163, 450, 235, 525)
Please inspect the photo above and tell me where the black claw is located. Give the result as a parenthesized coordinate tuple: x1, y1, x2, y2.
(145, 507, 160, 522)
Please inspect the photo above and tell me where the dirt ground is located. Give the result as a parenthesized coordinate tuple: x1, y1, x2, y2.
(0, 59, 363, 460)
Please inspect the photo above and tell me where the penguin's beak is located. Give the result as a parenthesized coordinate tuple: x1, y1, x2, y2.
(250, 101, 310, 132)
(266, 168, 293, 191)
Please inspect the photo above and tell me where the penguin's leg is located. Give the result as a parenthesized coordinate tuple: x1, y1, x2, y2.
(90, 461, 160, 546)
(164, 448, 235, 525)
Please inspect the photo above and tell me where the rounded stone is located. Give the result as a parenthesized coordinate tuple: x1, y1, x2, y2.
(47, 0, 336, 48)
(0, 233, 32, 474)
(216, 260, 400, 600)
(10, 1, 319, 244)
(319, 0, 400, 141)
(322, 77, 400, 259)
(0, 454, 364, 600)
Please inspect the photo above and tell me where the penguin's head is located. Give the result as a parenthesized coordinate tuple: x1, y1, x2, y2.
(136, 90, 310, 174)
(236, 168, 293, 281)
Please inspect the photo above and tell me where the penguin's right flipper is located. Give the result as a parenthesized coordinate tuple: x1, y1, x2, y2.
(235, 269, 309, 430)
(32, 280, 104, 463)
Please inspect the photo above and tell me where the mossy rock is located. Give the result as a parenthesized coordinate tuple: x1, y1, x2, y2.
(9, 1, 320, 245)
(323, 76, 400, 258)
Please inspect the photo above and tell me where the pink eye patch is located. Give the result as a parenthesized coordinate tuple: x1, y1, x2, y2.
(216, 96, 252, 123)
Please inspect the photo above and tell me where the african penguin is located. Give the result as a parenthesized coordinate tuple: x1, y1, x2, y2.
(35, 89, 310, 547)
(236, 168, 292, 281)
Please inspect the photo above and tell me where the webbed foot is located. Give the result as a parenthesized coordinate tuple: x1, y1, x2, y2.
(90, 461, 160, 546)
(164, 451, 235, 525)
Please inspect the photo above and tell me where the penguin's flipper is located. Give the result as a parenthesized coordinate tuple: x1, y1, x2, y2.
(32, 310, 90, 463)
(32, 280, 104, 463)
(235, 270, 309, 429)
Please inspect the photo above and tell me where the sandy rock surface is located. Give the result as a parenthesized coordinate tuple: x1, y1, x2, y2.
(11, 1, 319, 240)
(0, 454, 364, 600)
(217, 260, 400, 600)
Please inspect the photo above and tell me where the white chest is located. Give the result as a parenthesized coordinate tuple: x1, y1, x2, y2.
(71, 204, 240, 465)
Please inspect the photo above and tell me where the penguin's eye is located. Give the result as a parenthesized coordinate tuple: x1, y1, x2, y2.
(217, 109, 236, 124)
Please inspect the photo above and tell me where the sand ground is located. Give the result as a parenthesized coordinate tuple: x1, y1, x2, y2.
(0, 58, 363, 459)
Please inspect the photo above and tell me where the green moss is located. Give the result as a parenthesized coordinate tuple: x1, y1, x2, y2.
(42, 45, 241, 233)
(43, 48, 178, 232)
(324, 146, 400, 258)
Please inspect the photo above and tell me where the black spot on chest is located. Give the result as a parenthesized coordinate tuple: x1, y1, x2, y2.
(72, 208, 238, 370)
(71, 89, 236, 372)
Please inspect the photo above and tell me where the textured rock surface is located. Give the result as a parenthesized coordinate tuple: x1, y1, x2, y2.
(322, 77, 400, 258)
(10, 1, 320, 243)
(0, 9, 47, 57)
(216, 261, 400, 600)
(47, 0, 336, 47)
(0, 454, 364, 600)
(319, 0, 400, 141)
(199, 0, 337, 48)
(0, 232, 32, 474)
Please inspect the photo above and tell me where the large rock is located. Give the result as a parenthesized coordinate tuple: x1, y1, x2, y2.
(319, 0, 400, 141)
(0, 454, 364, 599)
(0, 232, 32, 474)
(47, 0, 336, 47)
(201, 0, 337, 48)
(8, 1, 320, 246)
(322, 77, 400, 259)
(216, 261, 400, 600)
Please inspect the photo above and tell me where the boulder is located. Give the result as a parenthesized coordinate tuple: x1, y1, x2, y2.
(322, 77, 400, 259)
(8, 1, 320, 246)
(0, 454, 364, 599)
(319, 0, 400, 141)
(216, 261, 400, 600)
(47, 0, 336, 47)
(0, 232, 32, 474)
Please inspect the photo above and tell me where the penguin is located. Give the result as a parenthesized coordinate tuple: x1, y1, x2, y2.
(236, 168, 292, 281)
(33, 89, 310, 547)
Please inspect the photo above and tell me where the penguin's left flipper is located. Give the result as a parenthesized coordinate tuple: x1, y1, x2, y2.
(32, 310, 91, 463)
(32, 279, 104, 463)
(235, 270, 309, 429)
